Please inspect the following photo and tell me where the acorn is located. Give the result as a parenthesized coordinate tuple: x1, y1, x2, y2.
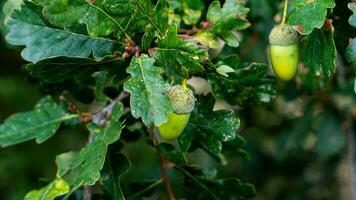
(158, 85, 195, 141)
(269, 24, 299, 81)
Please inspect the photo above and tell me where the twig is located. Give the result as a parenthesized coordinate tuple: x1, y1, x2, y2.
(83, 186, 92, 200)
(158, 152, 175, 200)
(151, 127, 176, 200)
(178, 28, 199, 35)
(59, 95, 92, 124)
(92, 91, 129, 126)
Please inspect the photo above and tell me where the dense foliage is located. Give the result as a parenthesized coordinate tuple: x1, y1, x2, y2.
(0, 0, 355, 199)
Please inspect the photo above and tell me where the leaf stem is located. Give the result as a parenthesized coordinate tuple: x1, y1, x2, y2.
(151, 128, 176, 200)
(92, 91, 129, 126)
(182, 79, 188, 89)
(127, 179, 164, 199)
(174, 165, 220, 200)
(88, 3, 132, 42)
(62, 184, 82, 200)
(137, 3, 163, 35)
(199, 143, 227, 165)
(83, 186, 92, 200)
(178, 28, 199, 35)
(281, 0, 289, 26)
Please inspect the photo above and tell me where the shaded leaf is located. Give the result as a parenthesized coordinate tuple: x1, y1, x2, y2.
(288, 0, 335, 35)
(216, 65, 235, 77)
(25, 56, 124, 83)
(346, 38, 356, 62)
(0, 96, 78, 147)
(2, 0, 22, 24)
(176, 165, 256, 200)
(348, 2, 356, 28)
(94, 71, 110, 104)
(222, 135, 250, 161)
(128, 179, 163, 199)
(196, 0, 250, 48)
(124, 54, 172, 127)
(56, 103, 124, 187)
(5, 1, 120, 62)
(141, 24, 156, 50)
(24, 178, 70, 200)
(179, 94, 240, 153)
(300, 28, 336, 79)
(159, 143, 187, 165)
(33, 0, 129, 37)
(35, 0, 168, 40)
(182, 7, 202, 25)
(169, 0, 204, 25)
(101, 153, 131, 200)
(137, 0, 169, 35)
(140, 1, 170, 49)
(154, 24, 206, 78)
(209, 63, 276, 106)
(346, 3, 356, 62)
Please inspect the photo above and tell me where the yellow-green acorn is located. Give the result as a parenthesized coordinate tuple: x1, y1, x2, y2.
(269, 24, 299, 81)
(158, 85, 195, 141)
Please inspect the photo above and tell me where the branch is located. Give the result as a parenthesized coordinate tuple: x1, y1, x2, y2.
(150, 127, 176, 200)
(59, 95, 92, 124)
(83, 186, 92, 200)
(92, 91, 129, 126)
(178, 28, 199, 35)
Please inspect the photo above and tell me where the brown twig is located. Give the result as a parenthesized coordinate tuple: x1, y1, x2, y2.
(200, 21, 212, 29)
(178, 28, 199, 35)
(59, 95, 93, 124)
(60, 91, 130, 126)
(151, 127, 176, 200)
(92, 91, 129, 126)
(83, 186, 92, 200)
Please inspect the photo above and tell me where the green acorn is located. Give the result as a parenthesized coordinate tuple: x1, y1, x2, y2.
(269, 24, 299, 81)
(158, 84, 195, 141)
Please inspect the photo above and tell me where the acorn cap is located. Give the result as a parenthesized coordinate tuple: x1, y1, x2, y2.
(168, 85, 196, 114)
(269, 25, 298, 46)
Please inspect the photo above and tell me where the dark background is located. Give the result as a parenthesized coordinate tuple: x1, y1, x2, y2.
(0, 0, 355, 200)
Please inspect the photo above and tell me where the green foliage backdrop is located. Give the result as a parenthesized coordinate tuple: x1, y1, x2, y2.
(0, 0, 355, 199)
